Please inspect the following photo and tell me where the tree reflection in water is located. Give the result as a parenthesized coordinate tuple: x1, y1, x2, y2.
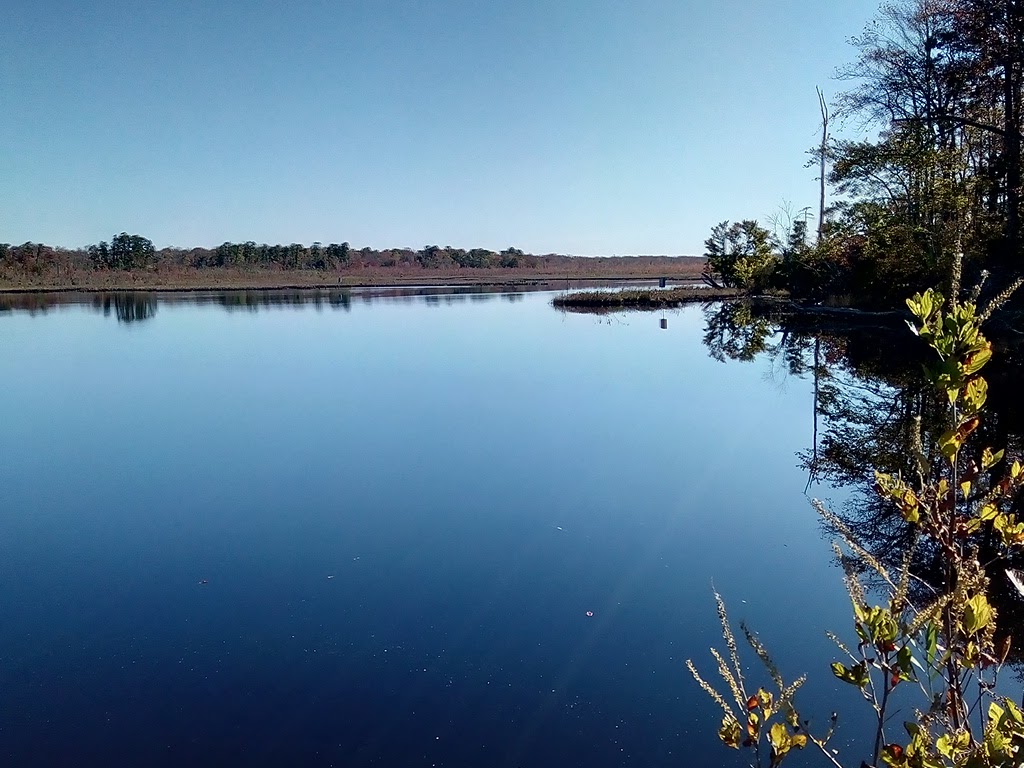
(701, 300, 1024, 671)
(91, 293, 159, 324)
(0, 285, 537, 323)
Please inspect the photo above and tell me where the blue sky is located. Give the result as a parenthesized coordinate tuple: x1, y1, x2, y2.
(1, 0, 879, 255)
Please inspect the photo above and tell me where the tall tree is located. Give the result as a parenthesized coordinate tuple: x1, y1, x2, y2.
(110, 233, 155, 270)
(832, 0, 1023, 287)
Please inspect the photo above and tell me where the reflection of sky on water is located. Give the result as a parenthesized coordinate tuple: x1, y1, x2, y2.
(0, 290, 871, 767)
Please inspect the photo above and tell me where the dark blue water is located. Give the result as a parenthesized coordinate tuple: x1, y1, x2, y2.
(0, 288, 863, 767)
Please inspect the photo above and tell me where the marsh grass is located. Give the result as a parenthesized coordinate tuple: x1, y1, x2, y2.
(552, 286, 745, 309)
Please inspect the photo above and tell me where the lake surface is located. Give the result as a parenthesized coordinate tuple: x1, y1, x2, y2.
(1, 287, 871, 767)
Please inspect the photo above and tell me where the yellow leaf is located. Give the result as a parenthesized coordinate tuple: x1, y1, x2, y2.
(989, 702, 1005, 725)
(1004, 699, 1024, 724)
(768, 722, 790, 755)
(718, 715, 741, 749)
(963, 594, 993, 635)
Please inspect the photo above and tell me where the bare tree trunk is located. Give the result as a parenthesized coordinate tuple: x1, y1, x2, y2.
(817, 87, 830, 244)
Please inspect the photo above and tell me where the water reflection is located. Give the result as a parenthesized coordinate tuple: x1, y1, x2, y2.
(699, 300, 1024, 668)
(0, 282, 640, 324)
(92, 293, 159, 324)
(0, 290, 833, 767)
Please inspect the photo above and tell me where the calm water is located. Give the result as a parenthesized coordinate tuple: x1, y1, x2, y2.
(1, 287, 867, 767)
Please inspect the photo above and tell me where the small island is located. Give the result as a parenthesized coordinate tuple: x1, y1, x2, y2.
(552, 285, 743, 310)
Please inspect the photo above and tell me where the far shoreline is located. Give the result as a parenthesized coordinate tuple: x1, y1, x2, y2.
(0, 268, 705, 295)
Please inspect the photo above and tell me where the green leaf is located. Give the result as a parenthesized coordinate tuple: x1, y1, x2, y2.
(906, 293, 926, 320)
(1003, 698, 1024, 725)
(982, 447, 1005, 470)
(938, 417, 979, 460)
(925, 622, 938, 668)
(963, 377, 988, 413)
(962, 346, 992, 375)
(831, 661, 869, 688)
(907, 290, 937, 323)
(987, 729, 1013, 758)
(896, 645, 915, 681)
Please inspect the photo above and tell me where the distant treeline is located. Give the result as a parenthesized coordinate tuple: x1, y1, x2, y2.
(0, 234, 698, 276)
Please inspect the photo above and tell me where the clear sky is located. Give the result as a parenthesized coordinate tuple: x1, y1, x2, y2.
(1, 0, 879, 255)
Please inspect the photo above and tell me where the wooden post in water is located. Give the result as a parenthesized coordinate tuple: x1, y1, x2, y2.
(659, 277, 666, 288)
